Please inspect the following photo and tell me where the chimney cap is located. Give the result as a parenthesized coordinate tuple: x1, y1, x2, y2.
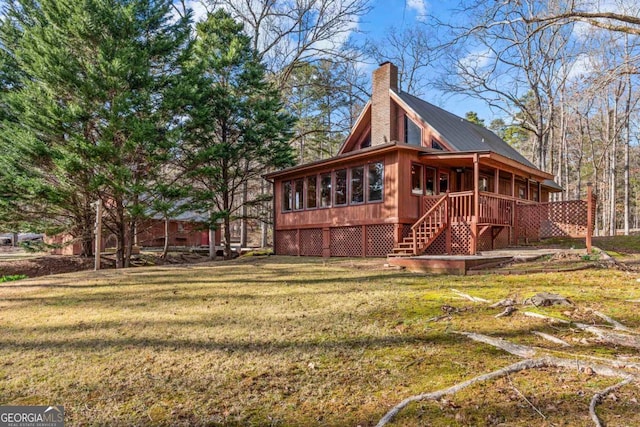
(379, 61, 393, 67)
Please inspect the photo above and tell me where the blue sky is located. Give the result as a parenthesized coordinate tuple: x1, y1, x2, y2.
(354, 0, 496, 122)
(183, 0, 496, 123)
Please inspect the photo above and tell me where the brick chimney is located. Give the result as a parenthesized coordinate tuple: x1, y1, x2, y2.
(371, 62, 398, 146)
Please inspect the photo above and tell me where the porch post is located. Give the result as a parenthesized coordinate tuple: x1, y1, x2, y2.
(472, 153, 479, 255)
(537, 181, 542, 201)
(494, 168, 499, 193)
(512, 172, 518, 246)
(445, 191, 452, 253)
(586, 182, 593, 254)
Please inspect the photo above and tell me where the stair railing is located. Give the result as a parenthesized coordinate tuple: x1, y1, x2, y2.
(411, 193, 448, 255)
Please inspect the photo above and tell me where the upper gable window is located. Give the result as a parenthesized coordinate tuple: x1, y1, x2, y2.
(432, 139, 444, 150)
(404, 116, 422, 146)
(360, 131, 371, 149)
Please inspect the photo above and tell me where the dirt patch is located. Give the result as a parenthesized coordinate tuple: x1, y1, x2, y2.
(0, 255, 94, 278)
(0, 248, 216, 279)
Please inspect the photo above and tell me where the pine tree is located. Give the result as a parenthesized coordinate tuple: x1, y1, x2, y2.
(174, 10, 295, 259)
(0, 0, 190, 265)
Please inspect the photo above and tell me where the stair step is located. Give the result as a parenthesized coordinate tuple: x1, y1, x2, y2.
(391, 247, 413, 252)
(387, 253, 412, 258)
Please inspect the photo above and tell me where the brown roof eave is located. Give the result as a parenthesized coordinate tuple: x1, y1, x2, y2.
(264, 142, 400, 180)
(419, 150, 554, 181)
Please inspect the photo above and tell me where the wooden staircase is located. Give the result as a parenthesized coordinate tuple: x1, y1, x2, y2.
(389, 194, 448, 258)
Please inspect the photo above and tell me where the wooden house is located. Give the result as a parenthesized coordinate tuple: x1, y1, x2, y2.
(265, 62, 590, 258)
(47, 211, 219, 256)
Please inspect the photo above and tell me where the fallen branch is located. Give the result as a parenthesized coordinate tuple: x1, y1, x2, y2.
(575, 323, 640, 350)
(376, 358, 551, 427)
(378, 331, 639, 427)
(453, 331, 536, 358)
(490, 297, 517, 308)
(589, 377, 634, 427)
(426, 314, 451, 322)
(495, 306, 517, 318)
(450, 288, 491, 303)
(523, 311, 570, 324)
(591, 310, 634, 333)
(377, 355, 637, 427)
(532, 331, 571, 347)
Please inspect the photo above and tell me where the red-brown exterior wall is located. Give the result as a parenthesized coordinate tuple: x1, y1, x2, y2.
(47, 219, 219, 256)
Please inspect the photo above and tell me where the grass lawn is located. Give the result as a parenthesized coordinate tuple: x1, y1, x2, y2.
(1, 256, 639, 426)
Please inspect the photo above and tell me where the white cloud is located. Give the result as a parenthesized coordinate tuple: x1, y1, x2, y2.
(407, 0, 428, 22)
(185, 0, 209, 23)
(460, 48, 493, 70)
(566, 53, 595, 81)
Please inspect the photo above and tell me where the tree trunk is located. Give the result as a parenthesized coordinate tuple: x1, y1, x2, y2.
(224, 216, 232, 260)
(624, 73, 632, 235)
(260, 179, 268, 248)
(240, 181, 248, 248)
(161, 217, 169, 259)
(115, 200, 126, 268)
(609, 119, 617, 237)
(11, 232, 18, 247)
(208, 226, 216, 261)
(124, 219, 134, 268)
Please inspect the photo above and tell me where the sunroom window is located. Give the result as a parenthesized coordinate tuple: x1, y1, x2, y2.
(411, 164, 423, 194)
(334, 169, 347, 205)
(306, 176, 317, 209)
(282, 181, 292, 211)
(368, 162, 384, 201)
(320, 173, 332, 207)
(293, 179, 304, 210)
(351, 166, 364, 204)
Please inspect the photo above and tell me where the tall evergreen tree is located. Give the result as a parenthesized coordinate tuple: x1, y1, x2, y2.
(0, 0, 190, 266)
(174, 10, 295, 259)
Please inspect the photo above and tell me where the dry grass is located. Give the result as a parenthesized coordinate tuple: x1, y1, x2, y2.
(1, 256, 639, 426)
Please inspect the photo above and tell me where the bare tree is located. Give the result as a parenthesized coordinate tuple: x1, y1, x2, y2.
(364, 25, 437, 96)
(207, 0, 371, 87)
(437, 1, 576, 171)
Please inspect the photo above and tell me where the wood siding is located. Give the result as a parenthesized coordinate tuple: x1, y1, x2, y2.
(274, 151, 399, 230)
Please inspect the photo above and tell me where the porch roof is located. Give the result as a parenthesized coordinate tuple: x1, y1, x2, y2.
(418, 150, 561, 191)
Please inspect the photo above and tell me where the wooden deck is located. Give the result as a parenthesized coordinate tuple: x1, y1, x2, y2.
(388, 248, 564, 275)
(388, 254, 513, 275)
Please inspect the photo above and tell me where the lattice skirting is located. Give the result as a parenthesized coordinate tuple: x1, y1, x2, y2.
(421, 223, 473, 255)
(330, 226, 363, 257)
(451, 223, 472, 255)
(366, 224, 394, 256)
(300, 228, 323, 256)
(275, 230, 298, 255)
(275, 224, 395, 257)
(477, 227, 510, 251)
(517, 200, 590, 242)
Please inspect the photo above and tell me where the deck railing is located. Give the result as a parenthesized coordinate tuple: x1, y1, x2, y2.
(449, 191, 474, 223)
(478, 192, 515, 225)
(424, 191, 522, 227)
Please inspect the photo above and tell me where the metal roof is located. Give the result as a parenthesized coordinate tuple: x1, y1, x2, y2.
(397, 92, 538, 169)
